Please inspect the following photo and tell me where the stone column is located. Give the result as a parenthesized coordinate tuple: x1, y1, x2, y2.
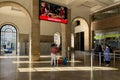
(66, 9, 71, 59)
(89, 14, 93, 52)
(61, 9, 71, 58)
(61, 23, 67, 58)
(30, 0, 40, 61)
(66, 9, 71, 50)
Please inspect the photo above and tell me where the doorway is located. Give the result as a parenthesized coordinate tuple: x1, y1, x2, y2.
(75, 32, 84, 51)
(0, 24, 17, 55)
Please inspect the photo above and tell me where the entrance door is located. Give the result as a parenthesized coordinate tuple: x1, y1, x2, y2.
(75, 32, 84, 51)
(80, 32, 84, 51)
(0, 24, 17, 54)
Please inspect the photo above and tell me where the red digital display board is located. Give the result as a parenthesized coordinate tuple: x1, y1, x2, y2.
(39, 0, 67, 24)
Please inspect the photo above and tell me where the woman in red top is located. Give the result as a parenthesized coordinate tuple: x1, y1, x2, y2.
(51, 43, 58, 66)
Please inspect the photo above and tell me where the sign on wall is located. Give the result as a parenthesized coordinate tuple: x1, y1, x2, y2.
(39, 0, 67, 24)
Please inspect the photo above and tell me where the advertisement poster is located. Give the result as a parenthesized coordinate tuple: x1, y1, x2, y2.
(40, 0, 67, 24)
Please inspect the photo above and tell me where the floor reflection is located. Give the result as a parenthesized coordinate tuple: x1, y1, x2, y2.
(0, 53, 120, 80)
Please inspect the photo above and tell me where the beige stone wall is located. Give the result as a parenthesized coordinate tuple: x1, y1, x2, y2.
(19, 34, 53, 43)
(40, 20, 62, 55)
(71, 6, 90, 23)
(19, 34, 29, 55)
(73, 18, 89, 51)
(19, 34, 53, 55)
(40, 35, 53, 42)
(0, 0, 32, 56)
(0, 14, 30, 34)
(19, 34, 29, 42)
(0, 0, 32, 16)
(91, 15, 120, 30)
(40, 42, 51, 55)
(0, 10, 30, 55)
(40, 20, 61, 35)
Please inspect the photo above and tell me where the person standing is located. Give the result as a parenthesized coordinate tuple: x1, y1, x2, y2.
(104, 44, 110, 66)
(51, 43, 58, 66)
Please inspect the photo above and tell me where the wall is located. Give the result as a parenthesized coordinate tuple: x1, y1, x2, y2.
(40, 20, 61, 55)
(0, 0, 32, 55)
(0, 0, 32, 16)
(0, 14, 30, 34)
(0, 10, 30, 55)
(40, 43, 51, 55)
(74, 18, 89, 51)
(40, 20, 61, 35)
(91, 15, 120, 30)
(71, 6, 91, 23)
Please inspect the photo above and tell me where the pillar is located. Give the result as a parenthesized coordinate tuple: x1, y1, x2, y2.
(66, 9, 71, 50)
(61, 9, 71, 58)
(61, 23, 67, 58)
(30, 0, 40, 61)
(89, 14, 93, 52)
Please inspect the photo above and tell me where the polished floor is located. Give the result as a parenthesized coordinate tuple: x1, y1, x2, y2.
(0, 53, 120, 80)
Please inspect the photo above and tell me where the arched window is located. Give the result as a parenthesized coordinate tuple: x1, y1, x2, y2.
(1, 24, 17, 54)
(54, 32, 61, 47)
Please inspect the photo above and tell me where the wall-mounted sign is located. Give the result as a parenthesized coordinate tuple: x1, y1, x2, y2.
(39, 0, 67, 24)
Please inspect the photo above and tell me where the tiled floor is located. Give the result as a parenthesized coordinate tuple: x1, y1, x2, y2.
(0, 53, 120, 80)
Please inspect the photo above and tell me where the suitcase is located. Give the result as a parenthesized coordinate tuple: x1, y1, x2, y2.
(58, 59, 62, 64)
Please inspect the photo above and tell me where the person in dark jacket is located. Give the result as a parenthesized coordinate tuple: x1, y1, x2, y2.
(94, 44, 104, 62)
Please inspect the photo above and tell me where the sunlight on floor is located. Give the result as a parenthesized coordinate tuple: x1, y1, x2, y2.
(18, 67, 119, 72)
(0, 55, 60, 58)
(13, 61, 51, 63)
(0, 56, 29, 58)
(13, 60, 81, 64)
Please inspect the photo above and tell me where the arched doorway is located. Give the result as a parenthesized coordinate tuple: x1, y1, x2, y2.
(0, 2, 31, 56)
(54, 32, 61, 47)
(72, 17, 89, 52)
(0, 24, 17, 54)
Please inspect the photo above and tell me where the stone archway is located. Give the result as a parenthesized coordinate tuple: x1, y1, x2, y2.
(72, 17, 89, 51)
(0, 1, 32, 55)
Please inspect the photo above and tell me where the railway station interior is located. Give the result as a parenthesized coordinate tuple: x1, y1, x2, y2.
(0, 0, 120, 80)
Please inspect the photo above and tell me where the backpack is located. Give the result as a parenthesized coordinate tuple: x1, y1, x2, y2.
(62, 58, 67, 65)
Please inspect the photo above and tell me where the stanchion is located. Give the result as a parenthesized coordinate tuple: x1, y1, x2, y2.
(84, 52, 86, 64)
(114, 51, 115, 64)
(99, 52, 101, 66)
(91, 52, 93, 80)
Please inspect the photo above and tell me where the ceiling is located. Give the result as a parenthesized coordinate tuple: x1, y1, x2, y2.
(44, 0, 120, 12)
(0, 0, 120, 17)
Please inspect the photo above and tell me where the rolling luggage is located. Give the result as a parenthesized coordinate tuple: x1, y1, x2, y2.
(58, 58, 62, 64)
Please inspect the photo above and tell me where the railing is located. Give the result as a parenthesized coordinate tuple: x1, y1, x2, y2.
(75, 51, 120, 66)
